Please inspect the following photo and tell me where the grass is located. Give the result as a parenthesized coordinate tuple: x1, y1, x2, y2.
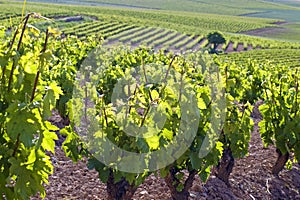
(242, 9, 300, 22)
(271, 22, 300, 41)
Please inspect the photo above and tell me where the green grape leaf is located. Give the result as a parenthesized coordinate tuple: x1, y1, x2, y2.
(161, 128, 173, 141)
(294, 141, 300, 162)
(145, 135, 160, 150)
(24, 148, 37, 166)
(42, 130, 58, 153)
(197, 97, 207, 109)
(190, 152, 202, 169)
(48, 82, 63, 100)
(88, 157, 110, 183)
(176, 183, 184, 192)
(199, 166, 211, 182)
(159, 167, 170, 178)
(61, 126, 82, 162)
(43, 89, 55, 119)
(6, 110, 39, 147)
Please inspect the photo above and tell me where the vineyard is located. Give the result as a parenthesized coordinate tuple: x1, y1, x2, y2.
(1, 0, 300, 200)
(27, 0, 299, 15)
(220, 49, 300, 68)
(1, 0, 300, 50)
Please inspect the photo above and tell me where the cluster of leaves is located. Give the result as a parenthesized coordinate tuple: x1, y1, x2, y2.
(259, 65, 300, 173)
(219, 49, 300, 69)
(61, 45, 256, 199)
(214, 58, 258, 159)
(217, 55, 300, 175)
(0, 13, 101, 199)
(0, 13, 62, 199)
(42, 34, 100, 118)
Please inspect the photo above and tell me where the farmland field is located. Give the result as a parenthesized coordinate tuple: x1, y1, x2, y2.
(2, 0, 300, 50)
(24, 0, 300, 15)
(0, 0, 300, 200)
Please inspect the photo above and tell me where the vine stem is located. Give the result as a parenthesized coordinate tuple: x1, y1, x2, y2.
(163, 55, 177, 84)
(141, 58, 153, 102)
(30, 71, 40, 102)
(165, 167, 197, 200)
(7, 13, 31, 91)
(101, 96, 109, 126)
(159, 54, 178, 98)
(12, 134, 20, 157)
(139, 59, 153, 127)
(140, 55, 178, 127)
(8, 27, 19, 52)
(178, 61, 186, 103)
(140, 105, 150, 127)
(224, 65, 228, 93)
(128, 84, 137, 115)
(1, 65, 6, 86)
(30, 28, 50, 102)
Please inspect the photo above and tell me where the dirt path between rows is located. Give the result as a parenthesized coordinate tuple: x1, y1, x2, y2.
(240, 26, 287, 38)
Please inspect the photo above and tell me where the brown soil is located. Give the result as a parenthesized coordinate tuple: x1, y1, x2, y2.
(225, 42, 234, 53)
(272, 21, 289, 26)
(236, 43, 244, 51)
(240, 27, 287, 38)
(216, 43, 224, 51)
(247, 44, 253, 51)
(54, 15, 97, 22)
(32, 105, 300, 200)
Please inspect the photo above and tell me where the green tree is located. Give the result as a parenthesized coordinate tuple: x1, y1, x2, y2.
(207, 31, 226, 52)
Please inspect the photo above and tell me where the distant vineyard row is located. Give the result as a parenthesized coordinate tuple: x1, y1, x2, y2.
(59, 19, 300, 53)
(220, 49, 300, 68)
(0, 0, 279, 34)
(2, 15, 299, 53)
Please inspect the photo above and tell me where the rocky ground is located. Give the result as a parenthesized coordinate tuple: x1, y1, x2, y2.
(32, 108, 300, 200)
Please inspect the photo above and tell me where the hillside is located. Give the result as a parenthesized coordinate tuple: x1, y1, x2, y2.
(21, 0, 300, 41)
(26, 0, 299, 15)
(264, 0, 300, 8)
